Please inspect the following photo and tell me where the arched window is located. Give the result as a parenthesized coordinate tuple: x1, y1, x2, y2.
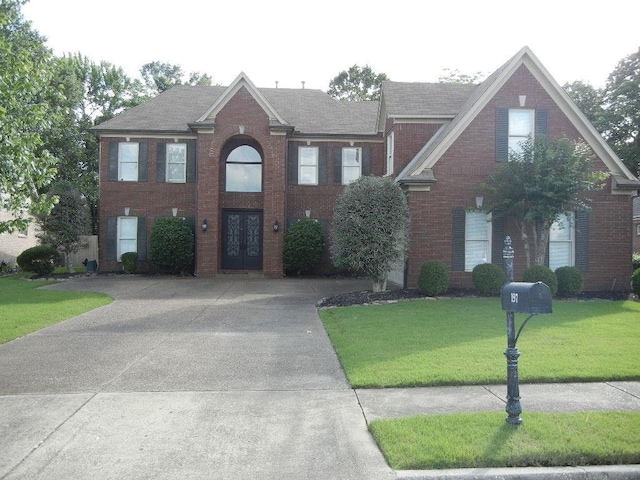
(225, 144, 262, 192)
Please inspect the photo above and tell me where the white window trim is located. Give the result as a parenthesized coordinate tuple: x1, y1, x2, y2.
(465, 211, 492, 272)
(117, 216, 138, 261)
(508, 108, 535, 157)
(549, 213, 575, 270)
(298, 146, 319, 185)
(342, 147, 362, 185)
(386, 132, 394, 176)
(166, 143, 187, 183)
(118, 142, 139, 181)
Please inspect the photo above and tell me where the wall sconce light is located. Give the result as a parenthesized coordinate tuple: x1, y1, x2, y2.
(305, 210, 311, 218)
(519, 95, 526, 107)
(201, 219, 208, 232)
(476, 196, 484, 209)
(172, 208, 178, 217)
(124, 207, 130, 216)
(273, 220, 280, 232)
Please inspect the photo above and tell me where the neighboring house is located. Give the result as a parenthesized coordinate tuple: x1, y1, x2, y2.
(91, 46, 640, 292)
(0, 210, 39, 266)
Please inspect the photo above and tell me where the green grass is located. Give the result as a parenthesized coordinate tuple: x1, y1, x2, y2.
(320, 298, 640, 387)
(369, 411, 640, 470)
(53, 266, 86, 274)
(0, 275, 112, 344)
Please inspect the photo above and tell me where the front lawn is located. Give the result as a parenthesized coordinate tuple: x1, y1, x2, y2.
(0, 275, 112, 344)
(319, 298, 640, 388)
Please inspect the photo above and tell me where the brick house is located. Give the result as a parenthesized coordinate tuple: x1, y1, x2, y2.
(92, 46, 639, 291)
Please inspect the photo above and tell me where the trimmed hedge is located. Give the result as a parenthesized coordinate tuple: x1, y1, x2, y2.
(472, 263, 506, 296)
(149, 217, 194, 274)
(522, 265, 558, 296)
(555, 266, 584, 297)
(16, 246, 59, 276)
(121, 252, 138, 274)
(632, 268, 640, 297)
(283, 218, 325, 275)
(418, 261, 449, 297)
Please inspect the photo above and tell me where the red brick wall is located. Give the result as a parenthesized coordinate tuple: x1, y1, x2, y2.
(404, 65, 634, 292)
(390, 122, 443, 175)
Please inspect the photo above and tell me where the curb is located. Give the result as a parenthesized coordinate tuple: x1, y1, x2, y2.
(396, 465, 640, 479)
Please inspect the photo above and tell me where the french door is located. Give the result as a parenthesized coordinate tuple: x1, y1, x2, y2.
(221, 210, 263, 270)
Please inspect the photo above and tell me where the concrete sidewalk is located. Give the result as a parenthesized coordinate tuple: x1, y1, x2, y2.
(1, 275, 638, 479)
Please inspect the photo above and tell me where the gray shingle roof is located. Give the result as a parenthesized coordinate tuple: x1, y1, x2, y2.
(92, 85, 379, 136)
(381, 81, 477, 117)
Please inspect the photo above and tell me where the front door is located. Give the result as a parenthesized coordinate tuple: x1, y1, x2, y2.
(221, 210, 263, 270)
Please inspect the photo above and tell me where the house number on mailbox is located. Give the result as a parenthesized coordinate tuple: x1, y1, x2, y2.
(511, 293, 518, 303)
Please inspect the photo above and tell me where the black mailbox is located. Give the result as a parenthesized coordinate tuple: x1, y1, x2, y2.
(501, 282, 552, 314)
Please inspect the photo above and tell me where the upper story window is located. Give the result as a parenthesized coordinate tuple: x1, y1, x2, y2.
(386, 132, 394, 175)
(298, 146, 318, 185)
(508, 109, 535, 156)
(225, 144, 262, 192)
(117, 216, 138, 261)
(465, 211, 491, 271)
(167, 143, 186, 183)
(342, 147, 362, 185)
(549, 213, 574, 270)
(119, 142, 139, 181)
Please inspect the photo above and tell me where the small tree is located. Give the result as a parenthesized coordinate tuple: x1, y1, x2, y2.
(331, 176, 409, 292)
(149, 217, 194, 274)
(37, 181, 91, 272)
(283, 218, 325, 275)
(481, 136, 608, 268)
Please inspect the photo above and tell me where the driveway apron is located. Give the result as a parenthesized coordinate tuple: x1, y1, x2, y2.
(0, 276, 395, 479)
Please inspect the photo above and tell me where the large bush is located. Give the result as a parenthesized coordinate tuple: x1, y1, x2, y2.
(522, 265, 558, 296)
(472, 263, 506, 296)
(283, 218, 325, 275)
(418, 261, 449, 297)
(555, 266, 584, 297)
(16, 246, 59, 276)
(632, 268, 640, 297)
(633, 252, 640, 271)
(149, 217, 194, 274)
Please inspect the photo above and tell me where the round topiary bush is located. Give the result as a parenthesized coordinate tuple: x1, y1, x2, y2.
(149, 217, 194, 274)
(632, 268, 640, 297)
(472, 263, 506, 296)
(16, 245, 59, 276)
(121, 252, 138, 274)
(418, 260, 449, 296)
(555, 266, 584, 297)
(283, 218, 325, 275)
(522, 265, 558, 296)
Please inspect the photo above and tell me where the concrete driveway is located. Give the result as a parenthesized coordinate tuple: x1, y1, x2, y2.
(0, 275, 395, 479)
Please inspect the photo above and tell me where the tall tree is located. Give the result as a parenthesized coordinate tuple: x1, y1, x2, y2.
(480, 136, 608, 268)
(0, 0, 59, 233)
(140, 61, 212, 97)
(36, 181, 91, 271)
(602, 48, 640, 176)
(327, 64, 389, 101)
(438, 68, 486, 84)
(331, 176, 409, 292)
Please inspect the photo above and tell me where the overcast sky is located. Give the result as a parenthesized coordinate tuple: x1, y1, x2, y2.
(22, 0, 639, 91)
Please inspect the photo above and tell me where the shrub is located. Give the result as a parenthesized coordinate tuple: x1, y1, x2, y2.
(149, 217, 194, 274)
(632, 268, 640, 297)
(121, 252, 138, 274)
(555, 266, 584, 297)
(522, 265, 558, 296)
(16, 246, 59, 276)
(283, 218, 325, 275)
(633, 252, 640, 271)
(472, 263, 506, 296)
(418, 261, 449, 296)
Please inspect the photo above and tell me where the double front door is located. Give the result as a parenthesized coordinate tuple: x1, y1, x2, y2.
(221, 209, 263, 270)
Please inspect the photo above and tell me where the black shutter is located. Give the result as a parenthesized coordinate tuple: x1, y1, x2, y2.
(575, 210, 589, 272)
(452, 209, 466, 271)
(496, 107, 509, 162)
(287, 143, 298, 185)
(106, 216, 117, 261)
(535, 108, 548, 137)
(137, 216, 147, 261)
(108, 142, 119, 181)
(156, 143, 166, 183)
(361, 146, 372, 176)
(138, 142, 148, 182)
(318, 147, 328, 185)
(333, 147, 342, 185)
(186, 140, 197, 183)
(491, 215, 506, 266)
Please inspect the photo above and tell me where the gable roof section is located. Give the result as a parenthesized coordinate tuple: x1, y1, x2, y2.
(381, 81, 477, 119)
(398, 46, 640, 190)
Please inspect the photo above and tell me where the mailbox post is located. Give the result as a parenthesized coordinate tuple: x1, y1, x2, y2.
(501, 236, 552, 425)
